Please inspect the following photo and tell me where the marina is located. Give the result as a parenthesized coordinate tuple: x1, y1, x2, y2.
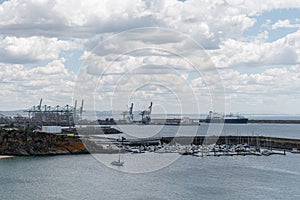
(1, 1, 300, 199)
(81, 135, 294, 156)
(1, 100, 300, 157)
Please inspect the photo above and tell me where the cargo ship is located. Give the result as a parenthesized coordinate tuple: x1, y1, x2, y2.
(205, 111, 248, 124)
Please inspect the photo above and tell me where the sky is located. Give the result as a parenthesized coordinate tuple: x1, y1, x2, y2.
(1, 0, 300, 115)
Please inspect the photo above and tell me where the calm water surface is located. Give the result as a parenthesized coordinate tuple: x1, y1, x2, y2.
(1, 154, 300, 200)
(107, 123, 300, 139)
(1, 123, 300, 199)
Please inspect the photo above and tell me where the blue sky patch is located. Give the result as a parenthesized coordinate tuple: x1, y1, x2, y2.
(60, 50, 84, 72)
(245, 8, 300, 42)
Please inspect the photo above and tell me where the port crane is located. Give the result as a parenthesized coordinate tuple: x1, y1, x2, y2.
(139, 102, 152, 124)
(121, 103, 134, 121)
(24, 99, 84, 127)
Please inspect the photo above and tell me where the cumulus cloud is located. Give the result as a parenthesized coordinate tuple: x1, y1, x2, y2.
(1, 0, 300, 113)
(1, 0, 295, 48)
(0, 0, 299, 52)
(210, 30, 300, 68)
(0, 0, 156, 37)
(190, 65, 300, 113)
(0, 58, 76, 110)
(0, 36, 77, 63)
(272, 19, 300, 30)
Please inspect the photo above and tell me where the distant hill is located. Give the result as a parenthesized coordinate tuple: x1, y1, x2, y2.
(0, 110, 26, 117)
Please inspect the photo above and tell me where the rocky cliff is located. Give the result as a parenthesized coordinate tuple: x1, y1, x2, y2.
(0, 130, 88, 156)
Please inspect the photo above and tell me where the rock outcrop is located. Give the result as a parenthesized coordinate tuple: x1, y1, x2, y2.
(0, 130, 88, 156)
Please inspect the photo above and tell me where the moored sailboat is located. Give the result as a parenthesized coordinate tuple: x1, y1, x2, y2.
(111, 137, 124, 166)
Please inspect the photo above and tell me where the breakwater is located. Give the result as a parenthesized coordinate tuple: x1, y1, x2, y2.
(198, 119, 300, 124)
(120, 136, 300, 150)
(160, 136, 300, 150)
(248, 119, 300, 124)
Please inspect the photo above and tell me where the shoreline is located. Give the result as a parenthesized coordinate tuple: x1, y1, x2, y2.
(1, 135, 299, 157)
(1, 128, 300, 156)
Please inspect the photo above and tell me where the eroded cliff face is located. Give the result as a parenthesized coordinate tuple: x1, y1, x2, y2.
(0, 130, 88, 156)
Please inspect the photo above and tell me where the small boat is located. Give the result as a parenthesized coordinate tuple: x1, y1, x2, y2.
(261, 149, 271, 156)
(111, 137, 124, 166)
(111, 152, 124, 166)
(179, 151, 193, 155)
(291, 148, 300, 154)
(250, 149, 262, 156)
(111, 159, 124, 166)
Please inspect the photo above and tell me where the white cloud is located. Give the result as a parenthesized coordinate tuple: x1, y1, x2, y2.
(2, 0, 297, 48)
(223, 66, 300, 92)
(206, 65, 300, 113)
(1, 0, 300, 113)
(0, 0, 156, 37)
(210, 30, 300, 68)
(0, 58, 76, 110)
(272, 19, 300, 29)
(0, 36, 77, 63)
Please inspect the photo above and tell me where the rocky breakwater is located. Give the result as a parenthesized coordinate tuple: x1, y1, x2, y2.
(0, 130, 88, 156)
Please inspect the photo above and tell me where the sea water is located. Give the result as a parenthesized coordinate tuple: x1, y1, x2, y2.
(1, 123, 300, 199)
(0, 153, 300, 200)
(101, 123, 300, 139)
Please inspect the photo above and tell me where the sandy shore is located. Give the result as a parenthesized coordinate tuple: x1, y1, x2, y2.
(0, 155, 15, 159)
